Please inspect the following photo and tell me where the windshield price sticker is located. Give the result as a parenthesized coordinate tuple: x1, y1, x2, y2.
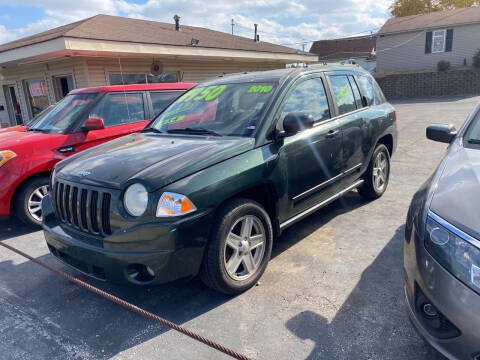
(247, 85, 273, 94)
(177, 85, 227, 103)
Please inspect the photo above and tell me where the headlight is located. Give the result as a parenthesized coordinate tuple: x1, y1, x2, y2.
(124, 183, 148, 217)
(425, 216, 480, 294)
(0, 150, 17, 168)
(156, 192, 196, 217)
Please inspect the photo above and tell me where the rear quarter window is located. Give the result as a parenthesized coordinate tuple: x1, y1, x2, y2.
(358, 74, 386, 106)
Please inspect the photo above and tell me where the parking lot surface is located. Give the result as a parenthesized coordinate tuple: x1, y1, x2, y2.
(1, 96, 478, 360)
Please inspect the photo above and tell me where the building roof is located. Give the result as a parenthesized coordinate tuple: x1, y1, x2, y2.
(0, 14, 304, 55)
(309, 35, 376, 60)
(379, 6, 480, 35)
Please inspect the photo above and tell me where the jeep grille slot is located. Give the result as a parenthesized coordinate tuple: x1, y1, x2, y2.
(54, 180, 112, 237)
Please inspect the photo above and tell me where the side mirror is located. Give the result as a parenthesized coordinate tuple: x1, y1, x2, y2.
(426, 124, 457, 143)
(281, 112, 315, 137)
(83, 117, 105, 132)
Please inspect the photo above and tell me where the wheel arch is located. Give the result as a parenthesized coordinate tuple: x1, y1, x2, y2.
(10, 171, 51, 213)
(377, 133, 393, 156)
(215, 183, 279, 238)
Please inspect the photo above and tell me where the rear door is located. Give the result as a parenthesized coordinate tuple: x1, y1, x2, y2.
(75, 91, 150, 152)
(276, 75, 343, 218)
(326, 73, 369, 187)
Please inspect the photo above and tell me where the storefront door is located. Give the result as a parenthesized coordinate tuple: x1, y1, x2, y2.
(6, 85, 23, 125)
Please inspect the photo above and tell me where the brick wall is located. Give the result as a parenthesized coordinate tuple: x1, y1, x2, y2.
(373, 68, 480, 99)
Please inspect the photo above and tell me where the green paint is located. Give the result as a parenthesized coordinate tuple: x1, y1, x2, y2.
(248, 85, 273, 94)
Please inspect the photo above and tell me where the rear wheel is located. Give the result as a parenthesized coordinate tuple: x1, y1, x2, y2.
(200, 198, 273, 294)
(358, 144, 390, 199)
(15, 176, 50, 227)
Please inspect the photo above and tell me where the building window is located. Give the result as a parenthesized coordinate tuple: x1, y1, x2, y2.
(53, 75, 74, 101)
(109, 73, 179, 85)
(25, 79, 49, 118)
(432, 30, 446, 53)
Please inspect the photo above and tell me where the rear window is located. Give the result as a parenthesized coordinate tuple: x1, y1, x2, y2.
(150, 91, 183, 115)
(358, 74, 386, 106)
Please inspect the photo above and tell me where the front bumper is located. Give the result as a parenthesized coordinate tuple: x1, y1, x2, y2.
(42, 194, 211, 285)
(404, 225, 480, 359)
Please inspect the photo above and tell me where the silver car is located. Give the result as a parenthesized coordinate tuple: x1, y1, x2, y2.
(404, 103, 480, 359)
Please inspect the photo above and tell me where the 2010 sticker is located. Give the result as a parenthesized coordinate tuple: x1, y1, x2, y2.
(247, 85, 273, 94)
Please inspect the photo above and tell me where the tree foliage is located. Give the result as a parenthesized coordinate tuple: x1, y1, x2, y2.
(390, 0, 480, 17)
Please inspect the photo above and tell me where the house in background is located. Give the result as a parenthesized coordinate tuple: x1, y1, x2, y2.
(309, 35, 377, 71)
(0, 14, 316, 127)
(377, 7, 480, 73)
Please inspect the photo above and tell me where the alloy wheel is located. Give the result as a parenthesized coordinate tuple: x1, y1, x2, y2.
(373, 151, 388, 192)
(27, 185, 49, 222)
(223, 215, 266, 281)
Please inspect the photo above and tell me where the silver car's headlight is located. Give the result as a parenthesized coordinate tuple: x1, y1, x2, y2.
(124, 183, 148, 217)
(425, 215, 480, 294)
(156, 192, 196, 217)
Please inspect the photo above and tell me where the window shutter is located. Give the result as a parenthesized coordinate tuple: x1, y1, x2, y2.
(445, 29, 454, 52)
(425, 31, 432, 54)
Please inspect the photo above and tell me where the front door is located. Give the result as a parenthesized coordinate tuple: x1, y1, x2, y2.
(6, 85, 23, 125)
(74, 92, 150, 153)
(276, 76, 343, 218)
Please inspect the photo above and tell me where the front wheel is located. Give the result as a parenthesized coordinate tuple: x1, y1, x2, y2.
(358, 144, 390, 199)
(200, 198, 273, 295)
(14, 176, 50, 227)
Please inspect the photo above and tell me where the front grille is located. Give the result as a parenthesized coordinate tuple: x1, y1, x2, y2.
(54, 180, 112, 236)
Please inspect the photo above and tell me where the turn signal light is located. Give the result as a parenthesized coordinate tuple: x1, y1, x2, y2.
(0, 150, 17, 168)
(156, 192, 197, 217)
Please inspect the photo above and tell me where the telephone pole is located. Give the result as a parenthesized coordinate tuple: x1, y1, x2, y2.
(231, 18, 235, 35)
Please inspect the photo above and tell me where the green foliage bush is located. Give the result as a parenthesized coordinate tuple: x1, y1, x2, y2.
(473, 49, 480, 69)
(437, 60, 451, 71)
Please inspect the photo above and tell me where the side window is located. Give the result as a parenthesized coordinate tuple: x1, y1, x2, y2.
(348, 75, 363, 109)
(358, 75, 375, 106)
(328, 75, 357, 115)
(278, 77, 331, 127)
(372, 80, 387, 105)
(150, 91, 183, 115)
(90, 92, 145, 127)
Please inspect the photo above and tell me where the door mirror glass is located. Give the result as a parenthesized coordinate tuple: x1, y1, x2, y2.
(282, 112, 314, 136)
(426, 123, 456, 143)
(83, 117, 105, 132)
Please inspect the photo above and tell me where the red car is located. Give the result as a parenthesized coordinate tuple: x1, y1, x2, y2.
(0, 82, 195, 226)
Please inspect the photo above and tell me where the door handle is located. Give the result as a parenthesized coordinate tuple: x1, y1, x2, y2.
(326, 130, 339, 138)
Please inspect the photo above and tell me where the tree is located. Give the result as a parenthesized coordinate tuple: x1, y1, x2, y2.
(390, 0, 479, 17)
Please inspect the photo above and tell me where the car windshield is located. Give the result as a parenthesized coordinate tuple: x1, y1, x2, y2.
(25, 103, 57, 126)
(151, 82, 277, 137)
(30, 93, 97, 133)
(466, 112, 480, 146)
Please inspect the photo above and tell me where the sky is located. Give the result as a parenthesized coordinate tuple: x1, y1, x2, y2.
(0, 0, 392, 51)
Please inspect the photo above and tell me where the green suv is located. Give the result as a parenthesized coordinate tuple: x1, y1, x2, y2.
(42, 66, 398, 294)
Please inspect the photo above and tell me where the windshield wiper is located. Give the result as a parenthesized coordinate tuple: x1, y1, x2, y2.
(141, 127, 163, 134)
(26, 127, 48, 132)
(167, 127, 221, 136)
(468, 138, 480, 144)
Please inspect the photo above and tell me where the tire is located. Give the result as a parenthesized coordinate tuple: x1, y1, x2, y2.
(200, 198, 273, 295)
(358, 144, 390, 199)
(14, 175, 50, 227)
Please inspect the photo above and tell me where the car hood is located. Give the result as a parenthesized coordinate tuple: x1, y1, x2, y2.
(430, 143, 480, 239)
(0, 125, 26, 134)
(56, 133, 255, 190)
(0, 130, 54, 152)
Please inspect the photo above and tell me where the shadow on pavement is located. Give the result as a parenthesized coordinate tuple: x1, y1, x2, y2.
(0, 216, 38, 241)
(285, 225, 446, 360)
(0, 192, 371, 359)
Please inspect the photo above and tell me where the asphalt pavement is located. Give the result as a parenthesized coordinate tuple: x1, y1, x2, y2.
(1, 95, 479, 360)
